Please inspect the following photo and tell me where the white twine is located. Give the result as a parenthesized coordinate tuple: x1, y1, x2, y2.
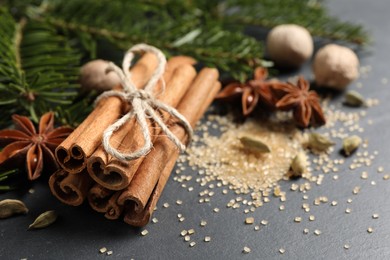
(95, 43, 193, 161)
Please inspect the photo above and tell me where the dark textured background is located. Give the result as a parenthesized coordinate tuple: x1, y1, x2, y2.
(1, 0, 390, 259)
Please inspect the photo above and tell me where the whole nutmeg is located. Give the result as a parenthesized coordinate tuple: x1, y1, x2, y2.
(80, 59, 121, 93)
(313, 44, 359, 90)
(266, 24, 313, 68)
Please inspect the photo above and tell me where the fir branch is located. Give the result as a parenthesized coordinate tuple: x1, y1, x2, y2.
(218, 0, 368, 44)
(0, 168, 18, 191)
(27, 0, 265, 82)
(0, 7, 82, 126)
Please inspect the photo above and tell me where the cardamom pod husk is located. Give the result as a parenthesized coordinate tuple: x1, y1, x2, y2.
(343, 135, 362, 156)
(307, 133, 335, 152)
(239, 136, 271, 153)
(290, 152, 307, 177)
(29, 210, 58, 230)
(0, 199, 28, 219)
(344, 90, 365, 107)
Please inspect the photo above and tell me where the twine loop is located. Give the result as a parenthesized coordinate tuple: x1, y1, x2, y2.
(95, 44, 193, 161)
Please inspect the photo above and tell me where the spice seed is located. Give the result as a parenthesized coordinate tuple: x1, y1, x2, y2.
(200, 220, 207, 227)
(314, 229, 321, 236)
(141, 230, 149, 236)
(261, 220, 268, 225)
(344, 244, 350, 250)
(213, 208, 220, 213)
(303, 228, 309, 234)
(309, 215, 315, 221)
(99, 247, 107, 254)
(204, 236, 211, 242)
(152, 217, 158, 223)
(106, 251, 113, 256)
(372, 213, 379, 219)
(345, 208, 352, 214)
(163, 203, 169, 208)
(279, 248, 286, 254)
(188, 229, 195, 235)
(367, 227, 373, 233)
(189, 242, 196, 247)
(181, 230, 187, 237)
(243, 246, 251, 254)
(184, 235, 190, 242)
(176, 200, 183, 205)
(254, 225, 260, 231)
(28, 210, 57, 230)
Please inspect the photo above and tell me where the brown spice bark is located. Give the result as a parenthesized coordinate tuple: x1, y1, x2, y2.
(87, 184, 123, 220)
(118, 69, 221, 226)
(55, 53, 159, 173)
(87, 64, 197, 190)
(49, 168, 94, 206)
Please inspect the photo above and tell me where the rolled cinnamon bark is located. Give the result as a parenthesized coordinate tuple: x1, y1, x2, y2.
(87, 184, 123, 220)
(120, 69, 221, 226)
(49, 169, 94, 206)
(55, 53, 159, 173)
(87, 184, 114, 213)
(104, 192, 123, 220)
(87, 64, 197, 190)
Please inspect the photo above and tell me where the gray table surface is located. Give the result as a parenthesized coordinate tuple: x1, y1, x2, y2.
(2, 0, 390, 259)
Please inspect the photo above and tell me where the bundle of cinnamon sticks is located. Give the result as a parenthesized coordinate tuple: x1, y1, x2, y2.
(49, 52, 221, 226)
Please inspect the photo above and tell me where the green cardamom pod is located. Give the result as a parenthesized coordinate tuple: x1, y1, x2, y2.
(0, 199, 28, 219)
(344, 90, 365, 107)
(239, 136, 271, 153)
(29, 210, 58, 230)
(308, 133, 335, 152)
(343, 135, 362, 156)
(291, 152, 307, 177)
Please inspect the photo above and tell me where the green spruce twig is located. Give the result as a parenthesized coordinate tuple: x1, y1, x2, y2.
(0, 7, 82, 127)
(0, 168, 18, 191)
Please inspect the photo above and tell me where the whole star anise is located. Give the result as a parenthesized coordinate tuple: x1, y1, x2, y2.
(216, 67, 277, 116)
(272, 76, 326, 128)
(0, 112, 73, 180)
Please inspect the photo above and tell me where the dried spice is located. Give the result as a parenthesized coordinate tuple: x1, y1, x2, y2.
(266, 24, 313, 68)
(272, 76, 326, 127)
(344, 91, 365, 107)
(239, 135, 271, 153)
(313, 44, 359, 90)
(29, 210, 58, 230)
(215, 67, 278, 116)
(343, 135, 362, 156)
(307, 133, 335, 152)
(0, 112, 73, 180)
(0, 199, 28, 219)
(290, 152, 307, 177)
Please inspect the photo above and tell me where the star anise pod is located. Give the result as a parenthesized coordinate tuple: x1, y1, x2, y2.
(0, 112, 73, 180)
(216, 67, 276, 116)
(272, 76, 326, 128)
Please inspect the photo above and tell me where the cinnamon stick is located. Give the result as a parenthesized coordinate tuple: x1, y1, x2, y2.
(87, 184, 123, 220)
(87, 184, 114, 213)
(49, 168, 94, 206)
(118, 68, 220, 226)
(55, 53, 159, 173)
(124, 81, 221, 226)
(87, 64, 197, 190)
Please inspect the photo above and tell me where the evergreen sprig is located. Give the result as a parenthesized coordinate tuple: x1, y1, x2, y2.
(28, 0, 265, 81)
(219, 0, 368, 44)
(0, 7, 81, 127)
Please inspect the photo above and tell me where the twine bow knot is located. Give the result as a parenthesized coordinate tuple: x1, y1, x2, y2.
(95, 44, 193, 161)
